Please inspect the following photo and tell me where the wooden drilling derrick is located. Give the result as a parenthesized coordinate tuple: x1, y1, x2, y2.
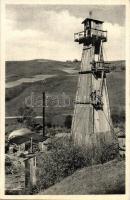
(71, 17, 116, 155)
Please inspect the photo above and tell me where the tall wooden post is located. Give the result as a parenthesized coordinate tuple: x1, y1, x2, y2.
(43, 92, 45, 138)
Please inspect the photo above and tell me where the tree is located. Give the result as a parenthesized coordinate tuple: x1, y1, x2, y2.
(17, 106, 37, 130)
(46, 122, 52, 128)
(64, 115, 72, 129)
(73, 59, 79, 63)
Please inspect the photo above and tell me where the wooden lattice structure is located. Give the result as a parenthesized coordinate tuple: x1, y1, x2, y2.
(71, 17, 115, 153)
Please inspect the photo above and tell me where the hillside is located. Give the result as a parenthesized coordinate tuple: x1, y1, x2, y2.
(39, 159, 125, 194)
(6, 59, 125, 81)
(6, 59, 79, 82)
(5, 59, 125, 133)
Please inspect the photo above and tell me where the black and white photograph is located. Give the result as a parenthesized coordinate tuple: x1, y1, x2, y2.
(0, 0, 129, 198)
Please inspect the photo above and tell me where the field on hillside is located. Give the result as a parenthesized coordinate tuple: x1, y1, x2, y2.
(5, 59, 125, 136)
(6, 59, 79, 82)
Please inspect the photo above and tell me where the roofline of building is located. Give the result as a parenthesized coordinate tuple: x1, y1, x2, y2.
(82, 18, 104, 24)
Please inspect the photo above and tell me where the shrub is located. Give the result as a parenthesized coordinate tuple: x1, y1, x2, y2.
(36, 135, 119, 193)
(100, 142, 119, 164)
(36, 137, 90, 192)
(5, 156, 23, 175)
(46, 122, 52, 128)
(73, 59, 79, 63)
(111, 111, 125, 126)
(64, 115, 72, 129)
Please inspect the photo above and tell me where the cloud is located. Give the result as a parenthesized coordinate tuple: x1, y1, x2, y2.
(6, 7, 125, 61)
(103, 22, 125, 60)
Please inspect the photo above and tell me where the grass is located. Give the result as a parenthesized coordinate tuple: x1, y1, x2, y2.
(5, 59, 125, 132)
(39, 159, 125, 194)
(6, 59, 78, 82)
(107, 71, 125, 109)
(107, 71, 125, 128)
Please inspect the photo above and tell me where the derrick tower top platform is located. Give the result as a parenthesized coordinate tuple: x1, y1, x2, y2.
(74, 17, 107, 51)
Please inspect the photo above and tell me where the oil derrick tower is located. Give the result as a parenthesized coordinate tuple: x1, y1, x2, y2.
(71, 17, 115, 155)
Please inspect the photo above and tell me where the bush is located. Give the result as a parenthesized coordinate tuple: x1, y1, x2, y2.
(73, 59, 79, 63)
(46, 122, 52, 128)
(111, 111, 125, 126)
(36, 135, 119, 193)
(64, 115, 72, 129)
(36, 137, 90, 192)
(5, 156, 22, 175)
(100, 142, 119, 164)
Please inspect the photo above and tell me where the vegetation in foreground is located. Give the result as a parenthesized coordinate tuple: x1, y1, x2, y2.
(30, 135, 119, 194)
(39, 158, 125, 195)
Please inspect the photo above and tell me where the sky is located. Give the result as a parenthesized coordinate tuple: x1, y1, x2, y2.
(6, 4, 125, 61)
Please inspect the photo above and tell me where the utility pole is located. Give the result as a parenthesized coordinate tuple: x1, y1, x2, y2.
(42, 92, 45, 138)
